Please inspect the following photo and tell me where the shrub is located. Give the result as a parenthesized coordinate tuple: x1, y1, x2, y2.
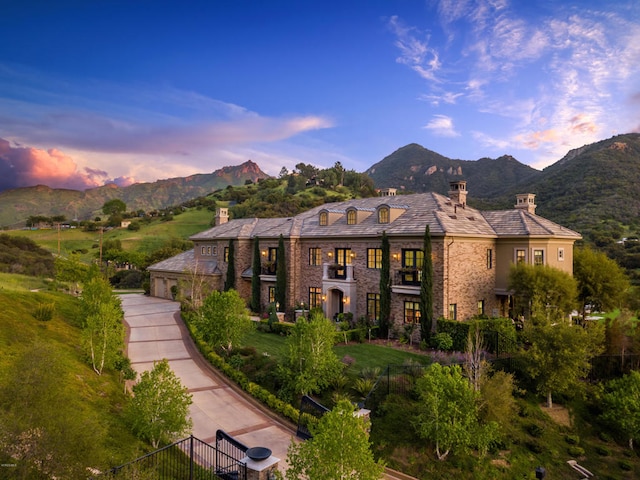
(565, 434, 580, 445)
(33, 302, 55, 322)
(595, 445, 610, 456)
(431, 332, 453, 351)
(567, 446, 585, 457)
(527, 423, 544, 438)
(526, 441, 543, 453)
(619, 460, 632, 471)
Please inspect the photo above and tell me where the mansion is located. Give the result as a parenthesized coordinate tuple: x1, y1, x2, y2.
(148, 182, 581, 327)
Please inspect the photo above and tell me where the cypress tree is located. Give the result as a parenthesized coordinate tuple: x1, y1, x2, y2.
(379, 231, 391, 339)
(251, 236, 261, 313)
(275, 234, 286, 311)
(223, 238, 235, 291)
(420, 225, 434, 341)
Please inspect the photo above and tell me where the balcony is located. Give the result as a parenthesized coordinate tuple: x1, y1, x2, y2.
(323, 263, 354, 281)
(391, 268, 421, 295)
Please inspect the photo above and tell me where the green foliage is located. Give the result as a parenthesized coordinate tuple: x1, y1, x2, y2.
(574, 246, 630, 314)
(33, 301, 55, 321)
(251, 236, 261, 313)
(275, 234, 286, 309)
(0, 340, 108, 478)
(102, 199, 127, 216)
(195, 289, 252, 353)
(420, 225, 434, 340)
(509, 263, 578, 324)
(413, 364, 497, 460)
(223, 238, 235, 291)
(126, 359, 193, 448)
(524, 322, 604, 408)
(80, 276, 125, 375)
(431, 332, 453, 351)
(285, 399, 385, 480)
(280, 311, 343, 398)
(0, 233, 55, 277)
(379, 231, 391, 339)
(599, 370, 640, 449)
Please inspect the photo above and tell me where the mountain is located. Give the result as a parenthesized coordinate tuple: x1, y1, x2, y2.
(368, 134, 640, 217)
(365, 143, 541, 197)
(0, 160, 269, 227)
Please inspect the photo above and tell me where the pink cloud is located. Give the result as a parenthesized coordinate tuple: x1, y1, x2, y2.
(0, 138, 115, 191)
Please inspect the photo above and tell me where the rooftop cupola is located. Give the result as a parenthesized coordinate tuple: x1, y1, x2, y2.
(448, 180, 467, 206)
(515, 193, 536, 214)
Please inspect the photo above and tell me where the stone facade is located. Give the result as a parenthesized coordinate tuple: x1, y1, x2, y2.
(148, 186, 581, 335)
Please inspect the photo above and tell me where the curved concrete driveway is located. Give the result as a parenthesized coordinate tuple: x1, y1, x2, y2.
(120, 294, 297, 465)
(120, 294, 415, 480)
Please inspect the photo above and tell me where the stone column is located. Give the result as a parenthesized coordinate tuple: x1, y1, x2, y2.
(241, 455, 280, 480)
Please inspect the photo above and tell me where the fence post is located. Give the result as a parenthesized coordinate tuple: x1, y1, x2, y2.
(189, 435, 194, 480)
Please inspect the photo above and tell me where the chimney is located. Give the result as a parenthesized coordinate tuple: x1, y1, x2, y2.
(515, 193, 536, 214)
(448, 180, 467, 206)
(215, 207, 229, 225)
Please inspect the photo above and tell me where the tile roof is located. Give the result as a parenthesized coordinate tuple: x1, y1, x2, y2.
(187, 192, 581, 241)
(147, 249, 221, 274)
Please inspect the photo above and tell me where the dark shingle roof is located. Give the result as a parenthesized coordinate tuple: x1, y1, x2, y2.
(187, 193, 580, 241)
(147, 249, 221, 274)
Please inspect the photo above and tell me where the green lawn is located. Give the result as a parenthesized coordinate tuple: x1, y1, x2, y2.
(241, 329, 431, 376)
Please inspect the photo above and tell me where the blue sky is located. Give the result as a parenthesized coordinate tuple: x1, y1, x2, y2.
(0, 0, 638, 191)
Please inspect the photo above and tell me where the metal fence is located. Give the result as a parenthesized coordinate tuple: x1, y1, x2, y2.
(101, 432, 247, 480)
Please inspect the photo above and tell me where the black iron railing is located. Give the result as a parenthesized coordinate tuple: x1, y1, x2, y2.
(101, 431, 247, 480)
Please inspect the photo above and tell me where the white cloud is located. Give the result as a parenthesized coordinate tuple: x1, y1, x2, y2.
(423, 115, 460, 137)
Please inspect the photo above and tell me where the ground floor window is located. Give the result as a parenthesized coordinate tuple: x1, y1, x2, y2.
(367, 293, 380, 322)
(268, 286, 275, 304)
(449, 303, 457, 320)
(309, 287, 322, 309)
(478, 300, 485, 316)
(404, 301, 421, 324)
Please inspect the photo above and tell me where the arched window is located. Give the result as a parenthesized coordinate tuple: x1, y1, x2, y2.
(347, 209, 356, 225)
(378, 207, 389, 224)
(319, 211, 328, 226)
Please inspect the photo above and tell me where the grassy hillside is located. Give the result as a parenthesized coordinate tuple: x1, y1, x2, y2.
(0, 276, 147, 476)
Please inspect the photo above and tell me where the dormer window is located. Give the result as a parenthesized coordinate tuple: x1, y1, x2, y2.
(378, 206, 390, 224)
(319, 211, 328, 226)
(347, 209, 356, 225)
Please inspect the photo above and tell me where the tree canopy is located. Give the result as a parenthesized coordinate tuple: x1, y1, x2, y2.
(285, 399, 385, 480)
(574, 246, 630, 316)
(280, 311, 343, 399)
(127, 359, 192, 448)
(195, 289, 252, 354)
(508, 263, 577, 324)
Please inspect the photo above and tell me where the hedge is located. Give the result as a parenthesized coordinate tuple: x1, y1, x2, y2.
(436, 317, 518, 354)
(182, 310, 301, 425)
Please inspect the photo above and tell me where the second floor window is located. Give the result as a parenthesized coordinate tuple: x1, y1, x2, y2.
(401, 249, 423, 284)
(347, 209, 356, 225)
(516, 249, 526, 264)
(486, 248, 493, 269)
(224, 247, 229, 262)
(319, 212, 328, 226)
(367, 248, 382, 269)
(309, 247, 322, 266)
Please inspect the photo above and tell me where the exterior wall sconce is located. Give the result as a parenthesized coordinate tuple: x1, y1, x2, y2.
(392, 253, 399, 260)
(343, 297, 348, 304)
(327, 252, 333, 258)
(322, 295, 326, 301)
(261, 250, 267, 257)
(350, 252, 356, 258)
